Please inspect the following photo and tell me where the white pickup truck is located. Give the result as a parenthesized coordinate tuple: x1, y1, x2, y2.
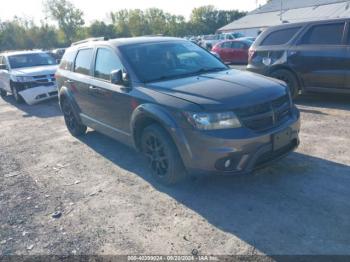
(0, 50, 58, 105)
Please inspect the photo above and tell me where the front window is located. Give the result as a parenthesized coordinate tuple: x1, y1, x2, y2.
(8, 53, 57, 69)
(121, 41, 227, 83)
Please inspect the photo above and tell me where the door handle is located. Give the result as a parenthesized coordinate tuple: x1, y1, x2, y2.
(66, 80, 74, 84)
(89, 85, 100, 91)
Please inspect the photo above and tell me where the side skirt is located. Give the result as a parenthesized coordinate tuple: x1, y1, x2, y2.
(80, 113, 134, 148)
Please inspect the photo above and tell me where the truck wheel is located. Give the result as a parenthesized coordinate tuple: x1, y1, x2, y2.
(0, 89, 6, 98)
(11, 85, 24, 103)
(270, 69, 299, 98)
(141, 124, 185, 186)
(62, 99, 87, 137)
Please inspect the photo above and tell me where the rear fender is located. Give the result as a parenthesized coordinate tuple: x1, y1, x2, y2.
(59, 86, 83, 124)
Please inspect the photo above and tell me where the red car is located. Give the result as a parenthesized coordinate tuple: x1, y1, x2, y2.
(211, 40, 253, 64)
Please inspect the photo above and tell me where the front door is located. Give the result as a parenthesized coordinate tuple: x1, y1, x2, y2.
(88, 47, 133, 136)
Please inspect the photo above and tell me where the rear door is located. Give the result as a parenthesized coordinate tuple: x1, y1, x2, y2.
(219, 42, 232, 62)
(289, 21, 347, 89)
(71, 48, 95, 117)
(230, 41, 247, 63)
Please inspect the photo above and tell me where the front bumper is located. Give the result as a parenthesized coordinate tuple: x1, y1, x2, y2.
(172, 110, 300, 175)
(19, 85, 58, 105)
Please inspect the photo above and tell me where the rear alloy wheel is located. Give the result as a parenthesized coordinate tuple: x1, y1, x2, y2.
(141, 124, 185, 186)
(62, 100, 87, 137)
(0, 89, 6, 98)
(11, 85, 24, 103)
(270, 69, 299, 99)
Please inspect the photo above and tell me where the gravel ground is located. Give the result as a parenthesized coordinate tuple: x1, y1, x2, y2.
(1, 90, 350, 257)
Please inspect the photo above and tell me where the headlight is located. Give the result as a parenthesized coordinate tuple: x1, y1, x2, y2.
(14, 76, 34, 82)
(184, 111, 241, 130)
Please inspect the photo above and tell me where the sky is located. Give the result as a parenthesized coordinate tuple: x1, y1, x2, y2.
(0, 0, 267, 24)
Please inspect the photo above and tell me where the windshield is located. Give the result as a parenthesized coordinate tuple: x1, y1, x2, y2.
(121, 41, 227, 83)
(8, 53, 57, 69)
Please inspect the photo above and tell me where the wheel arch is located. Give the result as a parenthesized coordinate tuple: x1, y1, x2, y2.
(267, 65, 304, 90)
(59, 86, 83, 124)
(130, 103, 178, 151)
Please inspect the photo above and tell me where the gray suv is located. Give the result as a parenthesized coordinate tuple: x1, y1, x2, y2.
(56, 37, 300, 185)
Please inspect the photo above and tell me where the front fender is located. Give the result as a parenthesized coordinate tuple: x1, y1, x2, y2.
(130, 103, 193, 166)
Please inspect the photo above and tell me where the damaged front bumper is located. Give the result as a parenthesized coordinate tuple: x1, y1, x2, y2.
(19, 85, 58, 105)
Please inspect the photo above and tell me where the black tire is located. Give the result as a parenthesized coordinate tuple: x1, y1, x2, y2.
(11, 85, 24, 103)
(141, 124, 186, 186)
(0, 89, 6, 98)
(61, 99, 87, 137)
(270, 69, 299, 98)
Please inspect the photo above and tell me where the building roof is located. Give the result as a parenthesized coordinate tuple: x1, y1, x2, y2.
(219, 0, 350, 31)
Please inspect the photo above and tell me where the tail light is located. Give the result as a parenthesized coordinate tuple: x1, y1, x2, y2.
(248, 49, 256, 63)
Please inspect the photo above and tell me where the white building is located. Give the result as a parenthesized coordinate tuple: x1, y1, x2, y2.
(218, 0, 350, 36)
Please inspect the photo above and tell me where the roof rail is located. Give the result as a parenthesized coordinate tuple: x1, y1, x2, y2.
(71, 37, 107, 46)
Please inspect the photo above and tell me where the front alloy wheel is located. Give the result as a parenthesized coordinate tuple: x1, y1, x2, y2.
(0, 89, 6, 98)
(141, 124, 185, 185)
(11, 85, 23, 103)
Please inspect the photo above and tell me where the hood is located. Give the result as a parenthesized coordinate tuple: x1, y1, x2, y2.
(146, 69, 287, 111)
(11, 65, 58, 77)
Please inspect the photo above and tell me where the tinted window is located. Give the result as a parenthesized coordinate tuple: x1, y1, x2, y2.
(74, 49, 93, 75)
(221, 42, 232, 48)
(232, 42, 245, 49)
(8, 53, 57, 69)
(94, 48, 123, 81)
(300, 23, 345, 45)
(261, 27, 300, 46)
(121, 41, 227, 83)
(59, 49, 76, 71)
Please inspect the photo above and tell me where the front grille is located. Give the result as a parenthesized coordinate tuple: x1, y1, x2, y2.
(235, 95, 291, 132)
(16, 74, 56, 91)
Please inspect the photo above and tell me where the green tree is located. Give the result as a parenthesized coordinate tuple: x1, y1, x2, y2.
(88, 21, 117, 39)
(44, 0, 85, 44)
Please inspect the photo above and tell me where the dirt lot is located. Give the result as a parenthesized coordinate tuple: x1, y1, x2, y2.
(1, 90, 350, 257)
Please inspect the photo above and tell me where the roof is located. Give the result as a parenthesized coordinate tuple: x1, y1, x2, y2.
(1, 50, 45, 56)
(70, 36, 184, 49)
(219, 0, 350, 31)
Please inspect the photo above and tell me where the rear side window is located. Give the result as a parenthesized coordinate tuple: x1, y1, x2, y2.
(94, 48, 124, 81)
(261, 27, 300, 46)
(221, 42, 232, 48)
(59, 49, 76, 71)
(300, 23, 345, 45)
(74, 49, 93, 75)
(231, 42, 245, 49)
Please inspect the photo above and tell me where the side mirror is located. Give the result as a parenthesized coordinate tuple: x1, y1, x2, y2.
(110, 69, 123, 85)
(0, 64, 7, 70)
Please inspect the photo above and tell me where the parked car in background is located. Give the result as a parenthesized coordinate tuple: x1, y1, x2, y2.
(51, 48, 66, 62)
(248, 18, 350, 98)
(56, 37, 300, 185)
(0, 50, 58, 104)
(237, 37, 256, 42)
(201, 32, 245, 50)
(212, 39, 253, 64)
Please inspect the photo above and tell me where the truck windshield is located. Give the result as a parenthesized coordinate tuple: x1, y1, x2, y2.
(8, 53, 57, 69)
(121, 41, 228, 83)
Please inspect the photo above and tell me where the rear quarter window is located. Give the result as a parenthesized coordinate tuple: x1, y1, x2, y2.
(59, 49, 76, 71)
(261, 27, 301, 46)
